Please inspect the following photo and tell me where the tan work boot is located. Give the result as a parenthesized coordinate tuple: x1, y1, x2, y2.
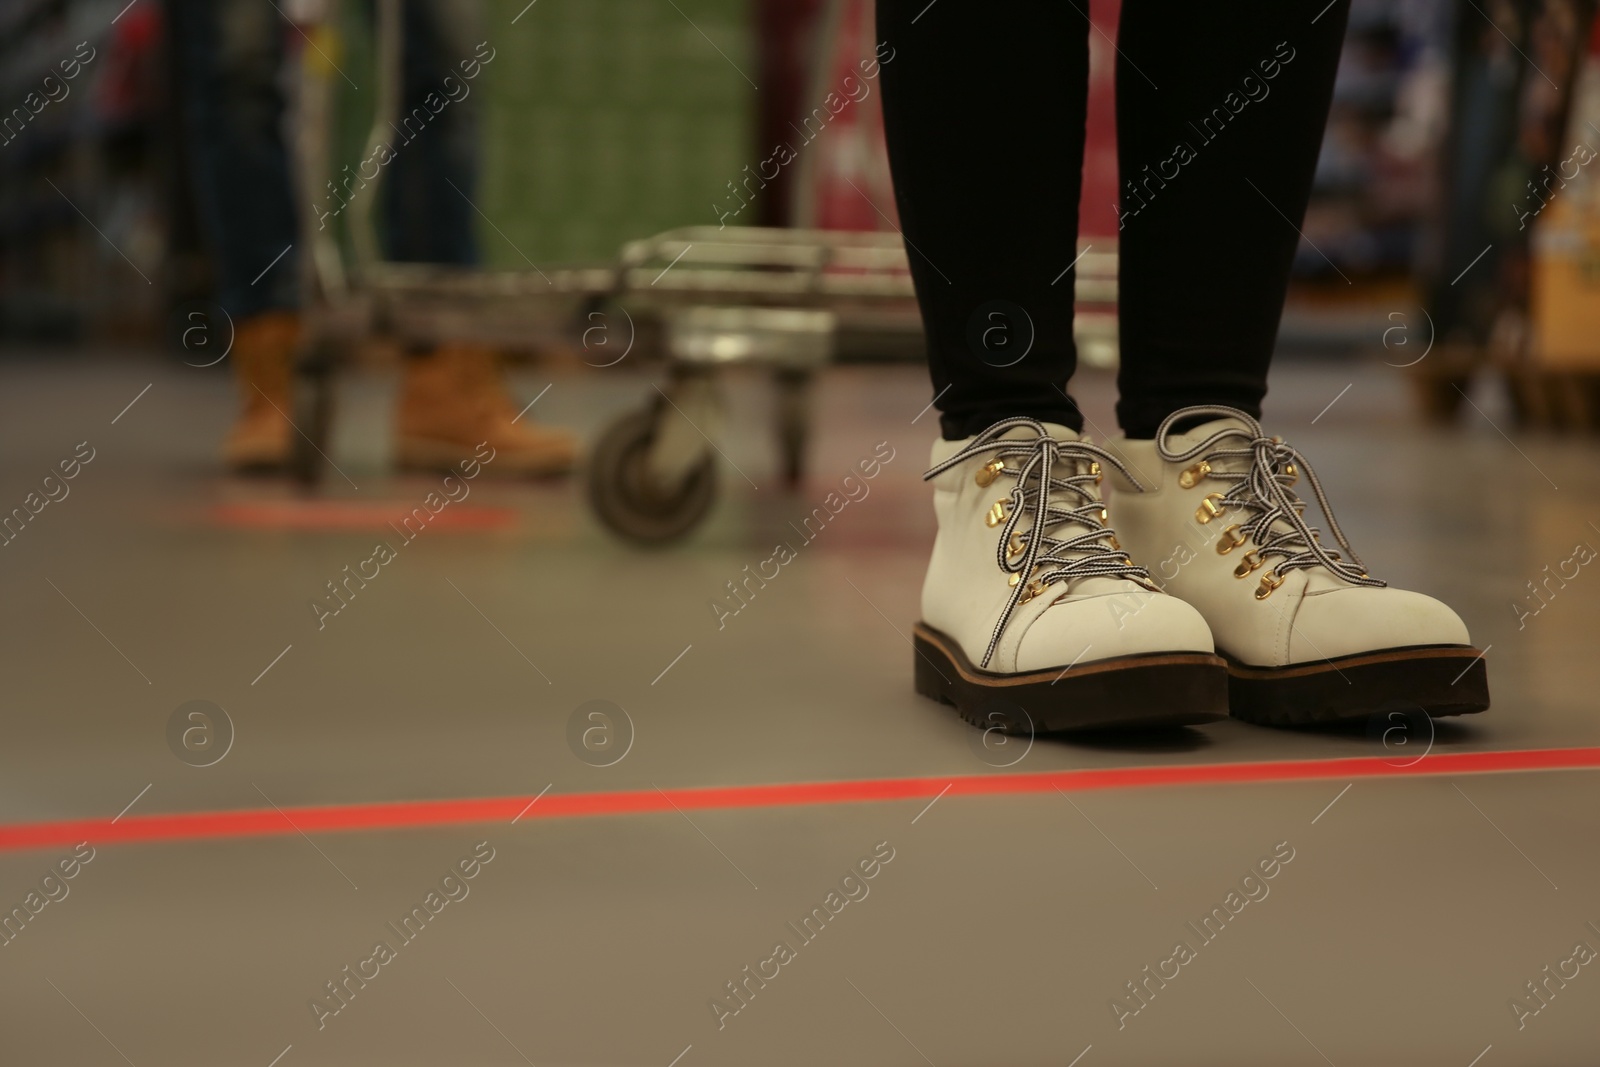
(395, 343, 577, 476)
(223, 310, 300, 472)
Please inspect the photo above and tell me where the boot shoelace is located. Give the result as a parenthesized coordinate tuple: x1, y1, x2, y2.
(1156, 405, 1386, 596)
(925, 417, 1157, 668)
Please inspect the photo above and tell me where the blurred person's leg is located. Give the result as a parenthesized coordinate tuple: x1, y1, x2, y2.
(167, 0, 301, 471)
(877, 0, 1227, 732)
(382, 0, 480, 268)
(385, 0, 576, 476)
(1103, 1, 1488, 723)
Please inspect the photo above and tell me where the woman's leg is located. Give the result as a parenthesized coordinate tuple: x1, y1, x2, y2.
(883, 1, 1227, 731)
(1114, 0, 1350, 437)
(876, 0, 1090, 439)
(1103, 1, 1488, 725)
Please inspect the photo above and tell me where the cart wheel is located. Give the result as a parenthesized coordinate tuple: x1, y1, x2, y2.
(290, 341, 336, 487)
(588, 408, 717, 544)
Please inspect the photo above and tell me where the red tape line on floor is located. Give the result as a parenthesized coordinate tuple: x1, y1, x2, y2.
(4, 746, 1599, 853)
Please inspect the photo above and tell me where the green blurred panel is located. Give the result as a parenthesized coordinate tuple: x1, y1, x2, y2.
(479, 0, 754, 266)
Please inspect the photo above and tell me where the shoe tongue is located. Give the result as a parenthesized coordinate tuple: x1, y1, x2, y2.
(928, 421, 1082, 467)
(1172, 416, 1341, 577)
(1000, 423, 1126, 595)
(984, 421, 1083, 449)
(1029, 422, 1081, 442)
(1163, 416, 1255, 469)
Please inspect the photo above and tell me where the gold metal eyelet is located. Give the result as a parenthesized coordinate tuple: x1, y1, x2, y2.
(1108, 535, 1121, 551)
(1178, 460, 1211, 489)
(975, 459, 1005, 487)
(985, 501, 1007, 528)
(1281, 462, 1298, 486)
(1216, 524, 1247, 555)
(1195, 493, 1227, 524)
(1006, 531, 1026, 559)
(1089, 460, 1103, 484)
(1233, 550, 1263, 578)
(1255, 570, 1284, 599)
(1008, 560, 1038, 588)
(1019, 579, 1048, 604)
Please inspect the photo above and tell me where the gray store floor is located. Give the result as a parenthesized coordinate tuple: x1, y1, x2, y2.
(1, 352, 1598, 1067)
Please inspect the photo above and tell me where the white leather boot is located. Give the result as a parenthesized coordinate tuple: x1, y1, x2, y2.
(1105, 405, 1490, 726)
(915, 417, 1228, 732)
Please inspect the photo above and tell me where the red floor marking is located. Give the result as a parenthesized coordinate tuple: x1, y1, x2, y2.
(207, 502, 518, 532)
(4, 746, 1599, 854)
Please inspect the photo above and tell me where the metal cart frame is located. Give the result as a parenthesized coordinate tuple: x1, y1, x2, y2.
(289, 0, 1117, 542)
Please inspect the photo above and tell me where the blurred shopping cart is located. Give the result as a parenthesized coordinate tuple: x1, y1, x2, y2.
(289, 0, 1118, 543)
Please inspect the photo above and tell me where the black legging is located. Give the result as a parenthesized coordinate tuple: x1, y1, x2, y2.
(876, 0, 1350, 439)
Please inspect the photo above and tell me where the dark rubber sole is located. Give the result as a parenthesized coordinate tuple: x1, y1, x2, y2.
(912, 623, 1230, 733)
(1224, 645, 1490, 727)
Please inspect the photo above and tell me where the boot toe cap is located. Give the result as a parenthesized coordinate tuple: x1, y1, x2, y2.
(1015, 591, 1215, 672)
(1289, 586, 1471, 663)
